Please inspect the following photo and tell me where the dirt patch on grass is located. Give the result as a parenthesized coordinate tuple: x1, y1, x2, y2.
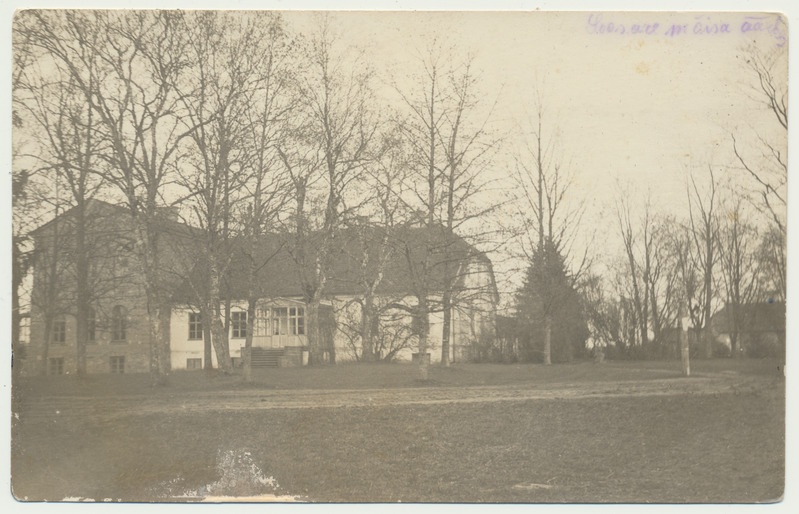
(14, 371, 780, 424)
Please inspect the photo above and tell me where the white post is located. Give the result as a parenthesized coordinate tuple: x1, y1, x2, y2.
(680, 316, 691, 377)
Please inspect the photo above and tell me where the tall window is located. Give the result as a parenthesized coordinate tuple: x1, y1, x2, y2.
(231, 311, 247, 339)
(111, 305, 127, 342)
(52, 315, 66, 344)
(49, 357, 64, 375)
(255, 309, 269, 336)
(271, 307, 287, 335)
(87, 307, 96, 343)
(290, 307, 305, 335)
(110, 356, 125, 374)
(188, 313, 203, 340)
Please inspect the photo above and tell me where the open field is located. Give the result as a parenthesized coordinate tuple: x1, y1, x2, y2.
(11, 359, 785, 503)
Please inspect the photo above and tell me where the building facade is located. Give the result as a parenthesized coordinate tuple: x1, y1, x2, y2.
(24, 200, 499, 374)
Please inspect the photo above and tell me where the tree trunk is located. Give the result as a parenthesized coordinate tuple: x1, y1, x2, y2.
(211, 304, 232, 373)
(543, 314, 552, 365)
(243, 298, 256, 382)
(202, 305, 213, 371)
(440, 290, 452, 367)
(12, 239, 26, 376)
(730, 303, 740, 358)
(360, 297, 376, 362)
(135, 216, 171, 386)
(306, 298, 323, 365)
(417, 301, 430, 380)
(74, 203, 89, 376)
(209, 265, 232, 373)
(147, 298, 171, 386)
(704, 324, 714, 359)
(40, 313, 53, 376)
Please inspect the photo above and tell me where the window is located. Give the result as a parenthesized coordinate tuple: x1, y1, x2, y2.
(231, 311, 247, 339)
(258, 307, 305, 336)
(87, 307, 96, 343)
(255, 309, 269, 336)
(48, 357, 64, 375)
(52, 315, 66, 344)
(188, 313, 203, 340)
(111, 305, 127, 342)
(186, 358, 202, 370)
(271, 307, 287, 335)
(110, 356, 125, 374)
(290, 307, 305, 335)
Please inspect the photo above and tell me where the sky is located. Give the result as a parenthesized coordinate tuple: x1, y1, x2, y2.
(7, 4, 787, 272)
(4, 7, 791, 305)
(274, 10, 788, 295)
(4, 6, 790, 295)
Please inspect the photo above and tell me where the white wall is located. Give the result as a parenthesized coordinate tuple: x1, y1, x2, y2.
(170, 306, 244, 370)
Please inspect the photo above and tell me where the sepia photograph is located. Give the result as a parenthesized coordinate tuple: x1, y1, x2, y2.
(8, 3, 789, 505)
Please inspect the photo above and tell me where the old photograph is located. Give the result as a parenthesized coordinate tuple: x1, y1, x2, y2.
(9, 8, 787, 503)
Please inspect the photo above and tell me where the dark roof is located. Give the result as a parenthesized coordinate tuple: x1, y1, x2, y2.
(712, 302, 786, 334)
(172, 224, 495, 304)
(30, 198, 203, 240)
(35, 199, 497, 305)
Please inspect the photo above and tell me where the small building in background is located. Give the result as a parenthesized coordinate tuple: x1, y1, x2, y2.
(711, 301, 786, 358)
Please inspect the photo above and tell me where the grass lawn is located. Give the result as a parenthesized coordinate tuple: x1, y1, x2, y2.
(13, 357, 786, 397)
(11, 359, 785, 503)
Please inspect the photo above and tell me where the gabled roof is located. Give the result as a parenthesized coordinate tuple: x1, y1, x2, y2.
(30, 198, 203, 240)
(172, 224, 495, 304)
(33, 198, 497, 306)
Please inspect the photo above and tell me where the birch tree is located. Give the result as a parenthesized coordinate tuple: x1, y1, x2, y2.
(394, 42, 500, 374)
(176, 11, 276, 373)
(280, 17, 377, 365)
(238, 14, 295, 381)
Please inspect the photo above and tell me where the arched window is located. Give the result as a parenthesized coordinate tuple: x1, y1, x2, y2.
(111, 305, 127, 342)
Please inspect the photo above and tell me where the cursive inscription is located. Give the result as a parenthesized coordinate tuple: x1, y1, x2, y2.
(586, 13, 787, 47)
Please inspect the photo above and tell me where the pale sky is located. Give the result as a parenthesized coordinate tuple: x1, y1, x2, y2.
(280, 10, 788, 290)
(4, 6, 791, 303)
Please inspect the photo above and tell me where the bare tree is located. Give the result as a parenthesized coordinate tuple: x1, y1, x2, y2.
(279, 16, 377, 365)
(175, 11, 280, 373)
(513, 96, 587, 364)
(16, 62, 108, 375)
(615, 195, 648, 350)
(11, 21, 37, 374)
(716, 197, 760, 357)
(334, 130, 410, 362)
(731, 44, 787, 236)
(435, 57, 500, 367)
(686, 166, 719, 359)
(238, 13, 295, 381)
(391, 43, 450, 378)
(24, 11, 203, 384)
(393, 41, 501, 375)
